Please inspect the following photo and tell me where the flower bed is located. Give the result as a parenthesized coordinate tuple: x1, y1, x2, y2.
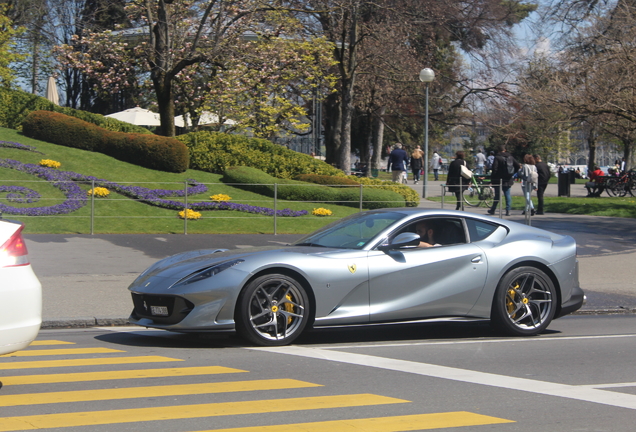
(0, 157, 307, 217)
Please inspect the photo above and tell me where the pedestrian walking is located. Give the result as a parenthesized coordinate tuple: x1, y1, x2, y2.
(387, 143, 409, 183)
(431, 150, 442, 181)
(534, 154, 550, 215)
(447, 151, 467, 210)
(487, 145, 520, 217)
(411, 146, 424, 184)
(474, 149, 487, 175)
(520, 154, 538, 216)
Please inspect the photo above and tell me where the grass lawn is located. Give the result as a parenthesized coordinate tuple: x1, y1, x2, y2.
(0, 128, 361, 234)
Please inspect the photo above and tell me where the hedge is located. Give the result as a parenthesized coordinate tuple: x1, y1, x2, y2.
(223, 166, 405, 209)
(295, 173, 419, 207)
(177, 131, 344, 179)
(0, 86, 151, 134)
(22, 111, 189, 173)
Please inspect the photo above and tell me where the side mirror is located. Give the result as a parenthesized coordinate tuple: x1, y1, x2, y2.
(378, 232, 421, 251)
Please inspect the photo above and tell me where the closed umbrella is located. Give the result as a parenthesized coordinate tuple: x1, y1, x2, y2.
(46, 77, 59, 105)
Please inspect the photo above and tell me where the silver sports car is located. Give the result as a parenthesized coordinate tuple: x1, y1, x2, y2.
(128, 209, 584, 346)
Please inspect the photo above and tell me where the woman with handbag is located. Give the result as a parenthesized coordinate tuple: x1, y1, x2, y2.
(447, 151, 469, 210)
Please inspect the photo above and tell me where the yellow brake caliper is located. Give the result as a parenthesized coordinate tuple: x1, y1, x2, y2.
(284, 294, 295, 324)
(507, 283, 520, 316)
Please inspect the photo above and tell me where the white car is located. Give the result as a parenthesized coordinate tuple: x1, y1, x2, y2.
(0, 219, 42, 355)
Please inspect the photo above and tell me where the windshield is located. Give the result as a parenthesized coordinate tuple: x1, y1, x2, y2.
(293, 211, 405, 249)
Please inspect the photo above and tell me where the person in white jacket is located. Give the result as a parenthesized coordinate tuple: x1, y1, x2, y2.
(430, 151, 442, 181)
(520, 154, 538, 216)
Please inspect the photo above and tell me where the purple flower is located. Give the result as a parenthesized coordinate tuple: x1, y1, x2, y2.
(0, 158, 307, 217)
(0, 141, 44, 154)
(1, 186, 41, 204)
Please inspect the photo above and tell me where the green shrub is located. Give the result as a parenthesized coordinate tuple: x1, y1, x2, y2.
(223, 166, 405, 209)
(0, 87, 151, 134)
(348, 175, 420, 207)
(178, 131, 344, 179)
(22, 111, 188, 173)
(295, 173, 361, 187)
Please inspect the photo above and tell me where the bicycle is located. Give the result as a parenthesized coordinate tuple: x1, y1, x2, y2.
(462, 175, 495, 207)
(605, 172, 633, 197)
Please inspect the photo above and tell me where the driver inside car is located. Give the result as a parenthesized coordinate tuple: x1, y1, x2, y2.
(415, 220, 442, 248)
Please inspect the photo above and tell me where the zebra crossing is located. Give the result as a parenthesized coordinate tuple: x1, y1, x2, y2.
(0, 338, 514, 431)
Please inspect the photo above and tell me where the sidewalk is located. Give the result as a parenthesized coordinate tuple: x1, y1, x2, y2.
(24, 178, 636, 329)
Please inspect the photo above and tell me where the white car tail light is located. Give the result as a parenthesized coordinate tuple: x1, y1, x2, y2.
(0, 225, 30, 267)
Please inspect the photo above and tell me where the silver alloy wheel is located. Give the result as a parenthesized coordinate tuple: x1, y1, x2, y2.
(504, 272, 553, 330)
(247, 277, 306, 342)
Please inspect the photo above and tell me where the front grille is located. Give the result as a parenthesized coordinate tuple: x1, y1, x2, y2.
(131, 293, 194, 324)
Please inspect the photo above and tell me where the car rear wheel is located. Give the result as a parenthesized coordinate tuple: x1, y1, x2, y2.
(491, 266, 556, 336)
(235, 273, 310, 346)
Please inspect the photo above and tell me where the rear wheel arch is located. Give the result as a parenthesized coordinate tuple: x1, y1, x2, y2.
(491, 262, 559, 336)
(499, 260, 562, 313)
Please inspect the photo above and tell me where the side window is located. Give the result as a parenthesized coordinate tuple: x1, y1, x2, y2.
(394, 217, 466, 247)
(465, 218, 500, 242)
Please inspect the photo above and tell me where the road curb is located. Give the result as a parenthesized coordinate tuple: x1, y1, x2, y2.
(39, 308, 636, 330)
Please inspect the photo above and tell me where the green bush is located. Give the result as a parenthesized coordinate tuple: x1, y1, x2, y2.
(223, 166, 405, 209)
(0, 87, 151, 134)
(178, 131, 344, 179)
(22, 111, 189, 173)
(349, 175, 420, 207)
(295, 173, 361, 186)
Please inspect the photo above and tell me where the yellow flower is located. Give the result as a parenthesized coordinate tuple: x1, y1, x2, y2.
(210, 193, 232, 202)
(39, 159, 61, 169)
(87, 187, 110, 197)
(312, 207, 333, 216)
(179, 208, 202, 220)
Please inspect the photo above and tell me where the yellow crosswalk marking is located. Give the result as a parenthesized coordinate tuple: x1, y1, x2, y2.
(0, 356, 182, 370)
(0, 379, 321, 407)
(28, 340, 75, 346)
(193, 412, 515, 431)
(1, 366, 246, 385)
(0, 347, 124, 357)
(0, 394, 407, 431)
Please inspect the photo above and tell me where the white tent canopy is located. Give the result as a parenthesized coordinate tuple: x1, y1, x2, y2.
(105, 107, 161, 126)
(175, 111, 236, 127)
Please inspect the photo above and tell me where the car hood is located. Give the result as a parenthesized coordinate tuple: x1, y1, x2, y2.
(130, 245, 340, 289)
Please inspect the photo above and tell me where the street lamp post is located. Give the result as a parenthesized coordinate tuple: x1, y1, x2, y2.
(419, 68, 435, 198)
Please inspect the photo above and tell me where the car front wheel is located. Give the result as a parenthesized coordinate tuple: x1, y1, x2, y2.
(235, 273, 310, 346)
(491, 266, 556, 336)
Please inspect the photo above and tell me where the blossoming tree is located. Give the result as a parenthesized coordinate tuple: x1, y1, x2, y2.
(57, 0, 335, 137)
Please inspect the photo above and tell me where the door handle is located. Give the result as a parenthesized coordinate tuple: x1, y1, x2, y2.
(471, 256, 482, 263)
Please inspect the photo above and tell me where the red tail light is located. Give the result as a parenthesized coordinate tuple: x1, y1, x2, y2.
(1, 225, 30, 267)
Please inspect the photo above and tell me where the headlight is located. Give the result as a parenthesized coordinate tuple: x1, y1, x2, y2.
(171, 259, 244, 288)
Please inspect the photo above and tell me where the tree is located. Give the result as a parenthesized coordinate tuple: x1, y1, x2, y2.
(305, 0, 537, 174)
(0, 4, 24, 86)
(58, 0, 335, 137)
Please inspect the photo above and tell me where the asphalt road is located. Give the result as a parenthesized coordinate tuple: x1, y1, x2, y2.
(1, 315, 635, 431)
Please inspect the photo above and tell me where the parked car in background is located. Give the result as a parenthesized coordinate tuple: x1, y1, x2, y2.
(0, 219, 42, 355)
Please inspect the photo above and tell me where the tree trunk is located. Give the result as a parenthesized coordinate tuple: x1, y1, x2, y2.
(586, 126, 597, 173)
(154, 74, 176, 137)
(371, 106, 386, 176)
(323, 91, 341, 165)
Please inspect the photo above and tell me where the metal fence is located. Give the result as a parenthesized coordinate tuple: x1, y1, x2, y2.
(1, 179, 412, 234)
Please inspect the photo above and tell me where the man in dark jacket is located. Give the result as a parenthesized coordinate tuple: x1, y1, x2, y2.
(387, 143, 409, 183)
(533, 154, 551, 215)
(487, 145, 520, 216)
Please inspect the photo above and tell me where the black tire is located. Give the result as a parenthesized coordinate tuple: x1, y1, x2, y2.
(235, 273, 310, 346)
(491, 266, 556, 336)
(462, 185, 480, 207)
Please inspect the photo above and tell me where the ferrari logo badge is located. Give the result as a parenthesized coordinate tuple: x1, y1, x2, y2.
(348, 264, 357, 274)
